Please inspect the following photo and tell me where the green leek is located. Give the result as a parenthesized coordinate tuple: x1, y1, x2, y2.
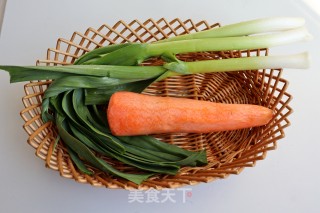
(156, 17, 306, 42)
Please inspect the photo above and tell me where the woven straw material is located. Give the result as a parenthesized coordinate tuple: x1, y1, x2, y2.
(20, 18, 292, 190)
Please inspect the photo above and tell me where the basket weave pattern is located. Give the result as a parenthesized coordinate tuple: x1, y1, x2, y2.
(20, 18, 292, 190)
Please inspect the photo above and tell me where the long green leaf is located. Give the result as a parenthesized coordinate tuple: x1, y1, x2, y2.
(0, 64, 166, 82)
(56, 114, 153, 184)
(44, 76, 141, 99)
(74, 43, 132, 65)
(63, 89, 125, 154)
(67, 146, 93, 175)
(85, 78, 155, 105)
(69, 122, 104, 154)
(72, 89, 124, 145)
(119, 135, 208, 166)
(0, 65, 74, 83)
(88, 105, 109, 128)
(83, 43, 148, 66)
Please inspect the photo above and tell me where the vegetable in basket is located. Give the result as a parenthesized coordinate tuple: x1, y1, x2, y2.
(0, 17, 311, 184)
(107, 91, 274, 136)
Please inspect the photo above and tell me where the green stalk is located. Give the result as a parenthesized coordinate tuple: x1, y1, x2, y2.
(161, 52, 309, 80)
(147, 27, 311, 56)
(156, 17, 306, 43)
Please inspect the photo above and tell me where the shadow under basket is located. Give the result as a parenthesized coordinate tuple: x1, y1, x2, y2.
(20, 18, 292, 190)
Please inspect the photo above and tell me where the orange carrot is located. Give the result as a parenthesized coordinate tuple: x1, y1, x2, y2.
(107, 91, 273, 136)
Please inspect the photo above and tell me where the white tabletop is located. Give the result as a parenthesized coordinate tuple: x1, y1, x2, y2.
(0, 0, 319, 212)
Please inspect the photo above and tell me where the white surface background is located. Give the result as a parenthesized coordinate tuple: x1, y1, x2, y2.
(0, 0, 319, 212)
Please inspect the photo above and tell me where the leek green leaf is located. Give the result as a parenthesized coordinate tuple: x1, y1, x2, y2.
(56, 114, 153, 184)
(74, 43, 131, 65)
(67, 145, 93, 175)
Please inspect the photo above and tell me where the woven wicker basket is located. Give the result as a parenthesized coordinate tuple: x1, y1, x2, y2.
(20, 18, 292, 190)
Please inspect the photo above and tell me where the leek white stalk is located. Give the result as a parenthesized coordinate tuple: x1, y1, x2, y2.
(186, 52, 310, 72)
(161, 52, 309, 80)
(147, 27, 311, 56)
(157, 17, 306, 43)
